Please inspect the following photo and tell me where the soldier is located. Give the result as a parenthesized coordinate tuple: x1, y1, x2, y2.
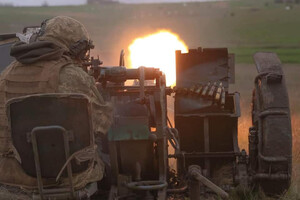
(0, 16, 112, 190)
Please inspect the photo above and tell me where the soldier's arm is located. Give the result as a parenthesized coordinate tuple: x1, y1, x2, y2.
(58, 65, 113, 134)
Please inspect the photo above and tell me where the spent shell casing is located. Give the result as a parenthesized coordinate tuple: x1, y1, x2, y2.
(194, 85, 203, 95)
(189, 85, 197, 93)
(221, 87, 225, 107)
(208, 82, 217, 97)
(201, 82, 211, 96)
(214, 82, 223, 101)
(215, 87, 222, 101)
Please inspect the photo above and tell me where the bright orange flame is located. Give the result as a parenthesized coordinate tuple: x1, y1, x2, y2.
(128, 30, 188, 86)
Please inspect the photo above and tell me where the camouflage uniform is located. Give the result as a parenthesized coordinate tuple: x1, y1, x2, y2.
(58, 66, 112, 135)
(0, 16, 112, 189)
(40, 15, 113, 137)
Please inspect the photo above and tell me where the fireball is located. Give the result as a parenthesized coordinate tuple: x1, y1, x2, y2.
(128, 30, 188, 86)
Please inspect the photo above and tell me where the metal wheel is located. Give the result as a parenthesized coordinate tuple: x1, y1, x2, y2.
(251, 52, 292, 195)
(126, 181, 168, 191)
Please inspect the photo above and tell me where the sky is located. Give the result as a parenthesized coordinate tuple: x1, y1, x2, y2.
(0, 0, 223, 6)
(0, 0, 87, 6)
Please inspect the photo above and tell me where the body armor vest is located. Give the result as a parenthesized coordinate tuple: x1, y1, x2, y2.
(0, 56, 72, 153)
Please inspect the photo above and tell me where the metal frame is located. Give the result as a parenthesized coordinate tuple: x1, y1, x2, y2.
(5, 93, 98, 199)
(174, 92, 241, 177)
(173, 47, 245, 199)
(107, 67, 168, 200)
(31, 126, 75, 200)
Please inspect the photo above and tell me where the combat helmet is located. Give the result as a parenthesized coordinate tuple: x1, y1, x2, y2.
(38, 16, 94, 60)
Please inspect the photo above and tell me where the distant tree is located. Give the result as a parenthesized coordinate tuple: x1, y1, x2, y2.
(87, 0, 118, 4)
(274, 0, 297, 3)
(42, 1, 49, 7)
(0, 2, 13, 6)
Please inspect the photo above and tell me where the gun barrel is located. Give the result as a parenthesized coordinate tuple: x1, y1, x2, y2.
(100, 67, 162, 83)
(126, 68, 162, 80)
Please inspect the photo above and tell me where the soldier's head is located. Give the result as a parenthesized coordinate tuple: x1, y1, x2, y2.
(37, 16, 94, 62)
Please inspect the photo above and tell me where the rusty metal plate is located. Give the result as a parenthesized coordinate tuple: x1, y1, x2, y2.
(176, 48, 230, 90)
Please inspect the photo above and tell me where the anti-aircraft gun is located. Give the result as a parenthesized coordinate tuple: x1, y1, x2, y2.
(0, 29, 292, 199)
(89, 48, 292, 199)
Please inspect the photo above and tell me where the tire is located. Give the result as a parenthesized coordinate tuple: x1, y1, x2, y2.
(251, 68, 292, 196)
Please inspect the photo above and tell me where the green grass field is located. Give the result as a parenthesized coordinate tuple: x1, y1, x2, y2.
(1, 0, 300, 64)
(1, 0, 300, 199)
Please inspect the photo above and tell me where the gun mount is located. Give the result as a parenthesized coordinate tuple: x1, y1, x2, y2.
(99, 66, 169, 200)
(91, 48, 291, 199)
